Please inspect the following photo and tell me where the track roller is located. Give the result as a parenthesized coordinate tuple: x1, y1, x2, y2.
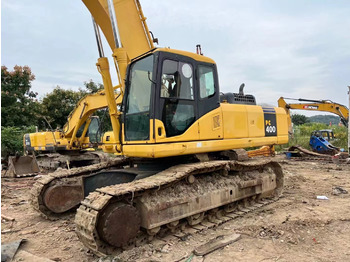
(97, 202, 141, 248)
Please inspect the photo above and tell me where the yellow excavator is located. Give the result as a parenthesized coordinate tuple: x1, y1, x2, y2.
(31, 0, 290, 255)
(278, 97, 349, 128)
(278, 96, 349, 156)
(6, 90, 120, 177)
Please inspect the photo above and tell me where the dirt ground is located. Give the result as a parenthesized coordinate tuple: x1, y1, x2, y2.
(1, 157, 350, 262)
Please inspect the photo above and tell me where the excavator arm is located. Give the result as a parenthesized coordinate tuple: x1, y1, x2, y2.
(17, 0, 157, 175)
(278, 97, 349, 128)
(63, 89, 123, 148)
(82, 0, 156, 97)
(80, 0, 157, 152)
(16, 88, 122, 177)
(24, 0, 157, 155)
(82, 0, 155, 59)
(24, 90, 123, 153)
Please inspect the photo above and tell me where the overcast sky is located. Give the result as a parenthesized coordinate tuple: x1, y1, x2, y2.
(2, 0, 350, 113)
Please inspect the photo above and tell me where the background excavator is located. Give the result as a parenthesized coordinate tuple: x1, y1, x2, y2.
(278, 97, 349, 128)
(6, 90, 121, 177)
(278, 97, 349, 156)
(30, 0, 290, 256)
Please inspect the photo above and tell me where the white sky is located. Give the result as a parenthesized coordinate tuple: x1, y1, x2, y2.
(2, 0, 350, 115)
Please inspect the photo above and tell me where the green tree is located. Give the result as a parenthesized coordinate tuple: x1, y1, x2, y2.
(308, 115, 340, 125)
(291, 114, 310, 126)
(83, 79, 104, 94)
(40, 86, 85, 129)
(1, 126, 36, 158)
(39, 81, 105, 130)
(1, 65, 41, 127)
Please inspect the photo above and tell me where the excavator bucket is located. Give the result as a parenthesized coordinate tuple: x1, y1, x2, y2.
(5, 155, 40, 177)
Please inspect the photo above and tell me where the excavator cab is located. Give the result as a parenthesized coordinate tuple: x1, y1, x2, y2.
(118, 48, 289, 159)
(123, 50, 220, 143)
(316, 129, 335, 141)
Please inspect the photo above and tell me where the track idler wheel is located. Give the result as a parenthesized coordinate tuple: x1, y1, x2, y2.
(97, 202, 141, 248)
(43, 185, 83, 213)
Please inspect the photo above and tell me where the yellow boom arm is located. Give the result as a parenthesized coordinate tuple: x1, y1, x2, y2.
(82, 0, 154, 59)
(81, 0, 157, 151)
(64, 89, 123, 149)
(26, 0, 157, 153)
(24, 90, 123, 153)
(278, 97, 349, 128)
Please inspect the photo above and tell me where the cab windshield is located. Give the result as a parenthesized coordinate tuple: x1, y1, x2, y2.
(124, 55, 154, 141)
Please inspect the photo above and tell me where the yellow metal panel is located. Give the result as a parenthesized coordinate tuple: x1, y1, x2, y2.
(82, 0, 116, 51)
(111, 104, 289, 157)
(83, 0, 154, 59)
(154, 118, 199, 143)
(221, 104, 248, 139)
(29, 131, 71, 149)
(122, 136, 288, 158)
(112, 0, 154, 59)
(29, 133, 45, 148)
(246, 105, 265, 138)
(275, 107, 289, 144)
(156, 48, 216, 64)
(277, 136, 289, 145)
(154, 119, 166, 140)
(198, 107, 223, 140)
(101, 131, 117, 153)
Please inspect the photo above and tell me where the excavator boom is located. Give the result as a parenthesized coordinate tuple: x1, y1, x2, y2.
(17, 0, 157, 177)
(278, 97, 349, 128)
(82, 0, 154, 59)
(24, 91, 122, 153)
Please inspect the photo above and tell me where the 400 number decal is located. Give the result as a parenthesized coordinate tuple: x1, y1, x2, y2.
(266, 125, 276, 133)
(262, 107, 277, 136)
(264, 116, 277, 136)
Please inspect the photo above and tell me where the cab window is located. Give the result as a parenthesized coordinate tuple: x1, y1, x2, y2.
(160, 59, 195, 137)
(199, 65, 215, 98)
(161, 60, 194, 100)
(124, 55, 154, 141)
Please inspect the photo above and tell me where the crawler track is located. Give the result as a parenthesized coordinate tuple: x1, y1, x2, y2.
(30, 157, 129, 218)
(75, 159, 283, 256)
(35, 151, 111, 172)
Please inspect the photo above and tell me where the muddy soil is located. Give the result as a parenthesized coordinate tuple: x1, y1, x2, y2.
(1, 158, 350, 262)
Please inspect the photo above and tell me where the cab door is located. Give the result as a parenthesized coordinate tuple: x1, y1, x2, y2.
(196, 64, 222, 140)
(123, 55, 155, 143)
(155, 55, 199, 142)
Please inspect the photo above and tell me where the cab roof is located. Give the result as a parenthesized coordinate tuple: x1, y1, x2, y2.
(154, 47, 216, 64)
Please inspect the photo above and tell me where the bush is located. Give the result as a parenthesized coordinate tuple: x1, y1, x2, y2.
(276, 122, 348, 152)
(1, 126, 36, 159)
